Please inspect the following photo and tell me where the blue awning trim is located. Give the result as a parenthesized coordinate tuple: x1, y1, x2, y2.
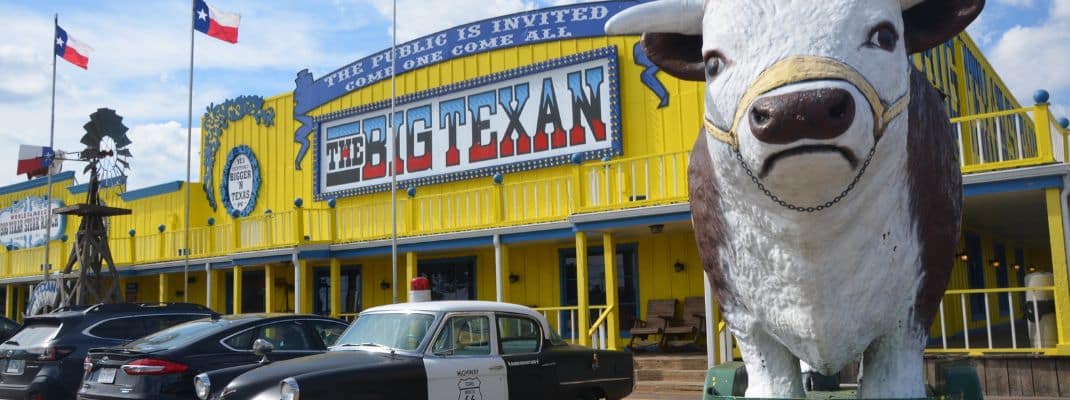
(964, 175, 1063, 197)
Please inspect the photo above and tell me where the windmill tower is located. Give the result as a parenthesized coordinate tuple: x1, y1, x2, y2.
(55, 108, 133, 307)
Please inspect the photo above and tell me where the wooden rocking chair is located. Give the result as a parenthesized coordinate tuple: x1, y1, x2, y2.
(628, 299, 676, 351)
(664, 296, 706, 351)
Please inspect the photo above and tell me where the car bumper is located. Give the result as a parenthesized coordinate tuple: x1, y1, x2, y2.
(0, 377, 69, 400)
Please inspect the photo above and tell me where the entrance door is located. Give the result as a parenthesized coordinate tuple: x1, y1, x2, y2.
(560, 244, 639, 337)
(424, 313, 507, 400)
(312, 265, 362, 316)
(418, 257, 476, 301)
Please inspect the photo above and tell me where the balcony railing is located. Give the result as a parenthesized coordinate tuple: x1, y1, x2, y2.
(953, 102, 1070, 174)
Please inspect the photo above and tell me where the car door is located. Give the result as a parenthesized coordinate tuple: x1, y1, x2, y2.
(497, 313, 556, 400)
(424, 313, 507, 400)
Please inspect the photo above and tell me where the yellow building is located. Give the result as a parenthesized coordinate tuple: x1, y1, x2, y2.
(1, 2, 1068, 362)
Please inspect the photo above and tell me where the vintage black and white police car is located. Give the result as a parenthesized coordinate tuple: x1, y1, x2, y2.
(198, 301, 634, 400)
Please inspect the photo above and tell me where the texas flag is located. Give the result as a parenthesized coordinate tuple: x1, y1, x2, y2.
(194, 0, 240, 44)
(54, 26, 92, 69)
(17, 145, 55, 177)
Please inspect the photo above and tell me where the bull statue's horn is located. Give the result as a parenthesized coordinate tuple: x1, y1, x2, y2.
(604, 0, 704, 36)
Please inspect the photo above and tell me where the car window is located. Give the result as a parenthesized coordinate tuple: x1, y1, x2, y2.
(310, 320, 346, 347)
(89, 314, 205, 341)
(89, 317, 145, 340)
(2, 322, 60, 348)
(259, 322, 313, 351)
(497, 315, 540, 354)
(224, 329, 257, 350)
(432, 315, 491, 357)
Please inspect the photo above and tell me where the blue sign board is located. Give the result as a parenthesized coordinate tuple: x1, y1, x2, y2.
(292, 0, 644, 169)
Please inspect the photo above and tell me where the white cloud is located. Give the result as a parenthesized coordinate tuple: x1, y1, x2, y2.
(986, 0, 1070, 118)
(124, 121, 201, 190)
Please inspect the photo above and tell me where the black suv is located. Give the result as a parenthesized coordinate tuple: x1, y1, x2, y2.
(0, 303, 216, 399)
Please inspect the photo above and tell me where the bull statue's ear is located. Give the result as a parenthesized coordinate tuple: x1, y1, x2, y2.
(605, 0, 706, 82)
(903, 0, 985, 54)
(641, 33, 706, 82)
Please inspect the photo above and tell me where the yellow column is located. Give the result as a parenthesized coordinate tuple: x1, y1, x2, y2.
(1036, 103, 1055, 163)
(329, 258, 341, 318)
(5, 285, 14, 320)
(576, 232, 590, 347)
(405, 252, 417, 302)
(265, 265, 276, 313)
(14, 287, 22, 323)
(1045, 188, 1070, 354)
(602, 232, 620, 350)
(233, 266, 243, 314)
(158, 273, 170, 303)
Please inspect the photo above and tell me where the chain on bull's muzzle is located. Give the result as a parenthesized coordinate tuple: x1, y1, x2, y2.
(703, 56, 911, 148)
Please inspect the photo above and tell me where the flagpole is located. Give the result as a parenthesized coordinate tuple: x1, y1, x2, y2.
(184, 0, 196, 303)
(43, 14, 58, 294)
(389, 0, 399, 304)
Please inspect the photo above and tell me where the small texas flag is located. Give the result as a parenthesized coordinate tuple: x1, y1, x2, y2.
(194, 0, 240, 44)
(54, 25, 92, 69)
(17, 145, 55, 177)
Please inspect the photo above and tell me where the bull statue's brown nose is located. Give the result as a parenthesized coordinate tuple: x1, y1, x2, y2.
(749, 88, 855, 144)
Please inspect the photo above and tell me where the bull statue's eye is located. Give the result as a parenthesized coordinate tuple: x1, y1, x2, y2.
(704, 53, 726, 79)
(865, 22, 899, 52)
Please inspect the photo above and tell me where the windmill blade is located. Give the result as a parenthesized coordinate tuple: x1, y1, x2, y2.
(83, 160, 97, 174)
(83, 108, 129, 150)
(117, 159, 129, 169)
(117, 149, 132, 158)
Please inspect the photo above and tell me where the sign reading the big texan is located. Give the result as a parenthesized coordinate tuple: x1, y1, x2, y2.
(0, 196, 66, 249)
(316, 48, 620, 198)
(293, 1, 640, 170)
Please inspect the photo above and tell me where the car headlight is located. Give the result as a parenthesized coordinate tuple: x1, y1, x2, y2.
(280, 377, 300, 400)
(194, 373, 211, 400)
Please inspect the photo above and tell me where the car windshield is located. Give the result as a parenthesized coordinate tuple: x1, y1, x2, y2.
(125, 319, 233, 352)
(334, 313, 435, 351)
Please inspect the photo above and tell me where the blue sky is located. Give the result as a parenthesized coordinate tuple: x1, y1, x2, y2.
(1, 0, 1067, 190)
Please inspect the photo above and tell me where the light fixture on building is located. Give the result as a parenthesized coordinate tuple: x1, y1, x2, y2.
(990, 259, 1001, 268)
(1012, 264, 1021, 271)
(673, 261, 685, 273)
(379, 280, 391, 290)
(509, 273, 520, 284)
(649, 224, 664, 234)
(956, 252, 968, 262)
(1028, 266, 1038, 273)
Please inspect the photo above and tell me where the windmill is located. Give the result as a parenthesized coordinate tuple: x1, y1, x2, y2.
(52, 108, 134, 307)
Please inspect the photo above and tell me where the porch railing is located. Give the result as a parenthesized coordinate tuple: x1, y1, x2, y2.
(533, 304, 611, 349)
(926, 286, 1061, 355)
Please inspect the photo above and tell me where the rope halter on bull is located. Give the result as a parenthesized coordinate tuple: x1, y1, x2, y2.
(703, 56, 911, 213)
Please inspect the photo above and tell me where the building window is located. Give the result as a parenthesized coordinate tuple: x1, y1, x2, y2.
(313, 265, 362, 316)
(418, 257, 476, 301)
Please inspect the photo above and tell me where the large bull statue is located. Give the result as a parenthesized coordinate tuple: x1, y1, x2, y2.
(607, 0, 979, 397)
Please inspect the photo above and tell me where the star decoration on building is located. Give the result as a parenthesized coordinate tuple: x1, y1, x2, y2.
(197, 8, 208, 21)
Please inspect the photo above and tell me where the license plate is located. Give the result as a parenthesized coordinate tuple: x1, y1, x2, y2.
(97, 368, 117, 384)
(4, 359, 24, 375)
